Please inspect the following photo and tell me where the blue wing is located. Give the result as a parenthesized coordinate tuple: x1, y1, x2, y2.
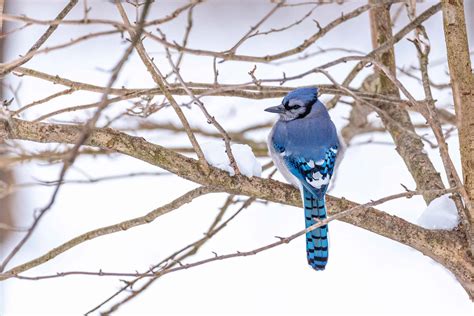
(283, 146, 338, 199)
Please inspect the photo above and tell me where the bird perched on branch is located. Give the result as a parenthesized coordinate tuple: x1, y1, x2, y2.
(265, 87, 339, 270)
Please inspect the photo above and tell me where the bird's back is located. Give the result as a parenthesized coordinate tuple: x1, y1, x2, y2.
(272, 100, 338, 160)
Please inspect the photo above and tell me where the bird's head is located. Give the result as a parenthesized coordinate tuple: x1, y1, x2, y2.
(264, 87, 318, 121)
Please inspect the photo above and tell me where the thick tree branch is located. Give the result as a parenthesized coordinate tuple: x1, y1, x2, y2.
(441, 0, 474, 252)
(0, 119, 469, 275)
(369, 1, 444, 204)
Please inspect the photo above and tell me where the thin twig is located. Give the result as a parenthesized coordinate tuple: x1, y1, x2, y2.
(163, 45, 241, 175)
(95, 196, 255, 315)
(0, 186, 216, 281)
(115, 0, 210, 173)
(225, 0, 284, 54)
(0, 0, 79, 76)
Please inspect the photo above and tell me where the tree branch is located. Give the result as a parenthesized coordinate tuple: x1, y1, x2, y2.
(115, 0, 210, 173)
(0, 0, 79, 76)
(0, 186, 216, 279)
(0, 119, 466, 268)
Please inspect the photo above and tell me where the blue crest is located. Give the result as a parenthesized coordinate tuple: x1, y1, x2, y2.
(282, 87, 318, 106)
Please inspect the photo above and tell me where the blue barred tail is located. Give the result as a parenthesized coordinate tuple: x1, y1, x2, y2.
(303, 187, 328, 270)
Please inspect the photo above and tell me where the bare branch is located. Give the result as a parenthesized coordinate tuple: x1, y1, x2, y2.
(0, 186, 216, 280)
(115, 0, 210, 173)
(164, 46, 241, 175)
(8, 187, 460, 283)
(0, 0, 79, 77)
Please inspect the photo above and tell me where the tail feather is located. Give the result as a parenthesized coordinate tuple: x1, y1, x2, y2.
(303, 187, 328, 270)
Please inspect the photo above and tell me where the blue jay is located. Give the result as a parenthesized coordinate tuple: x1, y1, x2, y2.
(265, 87, 339, 270)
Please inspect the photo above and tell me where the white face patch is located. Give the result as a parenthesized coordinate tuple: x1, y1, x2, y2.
(279, 98, 312, 121)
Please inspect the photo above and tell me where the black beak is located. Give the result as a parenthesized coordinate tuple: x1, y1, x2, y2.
(264, 105, 285, 114)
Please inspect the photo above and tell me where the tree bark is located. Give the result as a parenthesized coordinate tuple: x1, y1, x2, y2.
(441, 0, 474, 253)
(369, 1, 445, 204)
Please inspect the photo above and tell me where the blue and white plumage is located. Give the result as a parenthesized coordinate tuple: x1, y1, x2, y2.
(265, 87, 339, 270)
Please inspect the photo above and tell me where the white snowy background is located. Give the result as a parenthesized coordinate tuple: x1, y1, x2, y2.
(1, 0, 474, 315)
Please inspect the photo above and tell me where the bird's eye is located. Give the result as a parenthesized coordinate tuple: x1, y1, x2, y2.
(293, 105, 301, 109)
